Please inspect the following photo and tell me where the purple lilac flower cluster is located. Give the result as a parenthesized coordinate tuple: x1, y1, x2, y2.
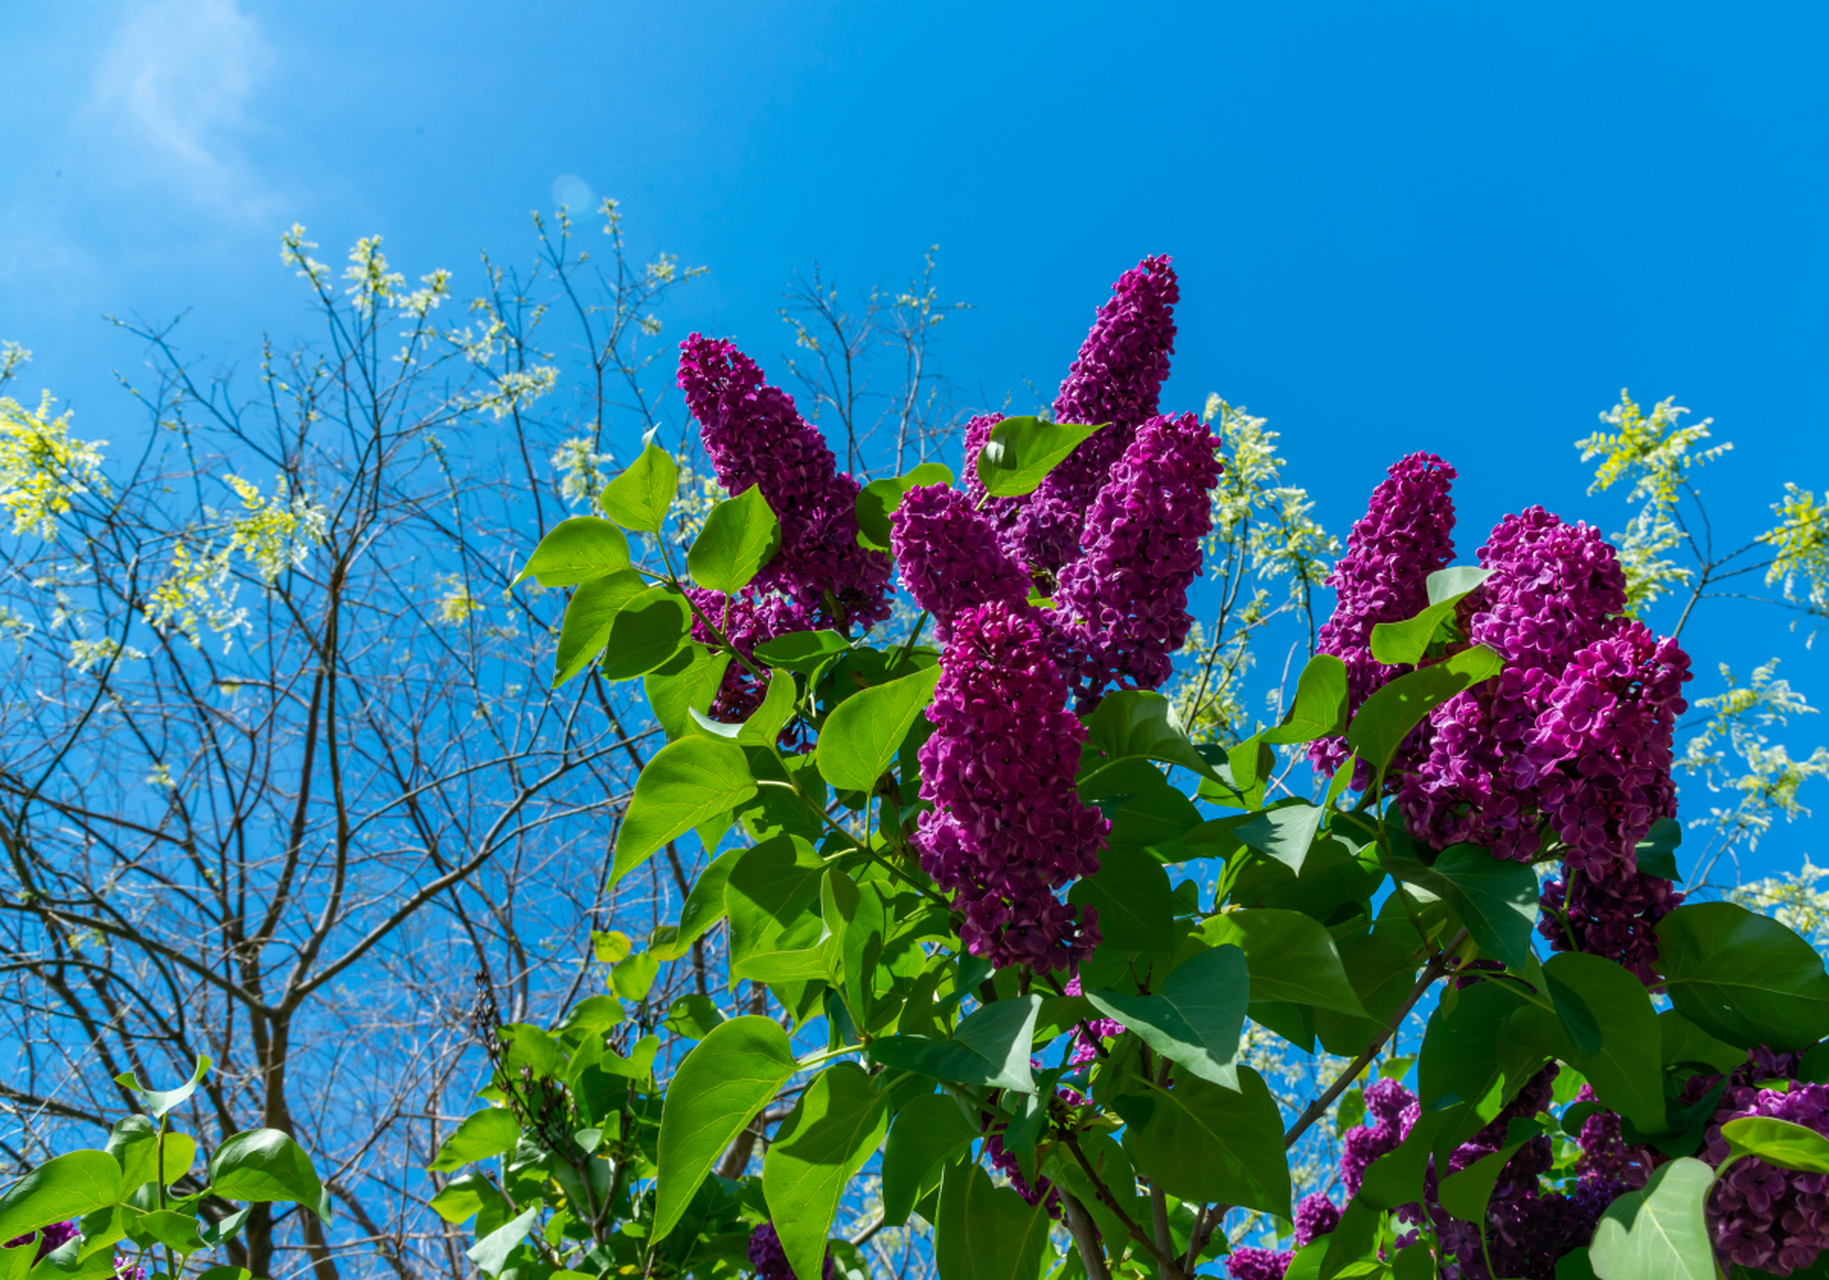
(889, 484, 1032, 643)
(748, 1222, 835, 1280)
(1310, 473, 1693, 978)
(913, 601, 1109, 971)
(677, 334, 891, 717)
(1692, 1048, 1829, 1275)
(1054, 412, 1223, 709)
(1308, 452, 1460, 783)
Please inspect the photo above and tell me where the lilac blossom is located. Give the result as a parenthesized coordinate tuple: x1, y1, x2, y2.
(1294, 1194, 1343, 1246)
(1054, 411, 1223, 709)
(1226, 1247, 1293, 1280)
(1695, 1049, 1829, 1275)
(1308, 452, 1459, 782)
(1342, 1078, 1420, 1199)
(677, 334, 891, 718)
(1010, 256, 1181, 576)
(914, 600, 1108, 971)
(889, 484, 1031, 642)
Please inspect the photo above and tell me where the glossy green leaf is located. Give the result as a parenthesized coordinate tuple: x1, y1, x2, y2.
(1067, 844, 1173, 951)
(427, 1172, 505, 1225)
(1636, 816, 1684, 882)
(1203, 909, 1367, 1018)
(1317, 1195, 1382, 1280)
(645, 643, 733, 741)
(1380, 840, 1539, 970)
(1235, 802, 1325, 875)
(1262, 654, 1350, 745)
(654, 1015, 800, 1240)
(688, 484, 782, 592)
(1315, 931, 1422, 1058)
(1346, 644, 1502, 776)
(553, 568, 646, 687)
(934, 1160, 1052, 1280)
(209, 1129, 328, 1218)
(663, 992, 727, 1040)
(1722, 1116, 1829, 1174)
(855, 463, 955, 552)
(881, 1093, 979, 1227)
(764, 1064, 890, 1280)
(652, 845, 745, 963)
(599, 441, 678, 533)
(426, 1107, 519, 1172)
(1659, 1009, 1748, 1073)
(0, 1153, 122, 1247)
(1589, 1157, 1716, 1280)
(870, 995, 1042, 1094)
(1117, 1065, 1291, 1216)
(467, 1205, 539, 1278)
(974, 416, 1106, 498)
(1086, 944, 1249, 1090)
(1657, 901, 1829, 1049)
(514, 516, 632, 587)
(1544, 952, 1666, 1133)
(611, 734, 756, 883)
(113, 1055, 209, 1121)
(725, 835, 828, 981)
(816, 664, 942, 792)
(600, 584, 692, 680)
(1080, 690, 1220, 791)
(754, 629, 852, 673)
(1368, 567, 1490, 666)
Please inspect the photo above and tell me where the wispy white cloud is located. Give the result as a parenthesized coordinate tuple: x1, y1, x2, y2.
(86, 0, 276, 216)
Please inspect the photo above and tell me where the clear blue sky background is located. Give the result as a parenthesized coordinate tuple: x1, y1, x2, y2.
(3, 1, 1826, 879)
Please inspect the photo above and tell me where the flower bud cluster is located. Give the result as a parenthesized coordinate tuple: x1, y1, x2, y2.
(913, 600, 1109, 971)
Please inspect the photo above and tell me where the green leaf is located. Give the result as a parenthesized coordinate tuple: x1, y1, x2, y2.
(1589, 1157, 1716, 1280)
(113, 1055, 209, 1121)
(870, 994, 1042, 1093)
(467, 1205, 540, 1278)
(1368, 567, 1491, 666)
(974, 416, 1106, 499)
(654, 1015, 800, 1240)
(600, 585, 692, 680)
(881, 1093, 979, 1226)
(209, 1129, 328, 1218)
(554, 568, 646, 687)
(1067, 845, 1173, 951)
(1659, 1009, 1748, 1074)
(612, 735, 757, 884)
(0, 1152, 122, 1246)
(1721, 1116, 1829, 1174)
(1118, 1065, 1291, 1217)
(1657, 901, 1829, 1049)
(427, 1172, 504, 1225)
(611, 949, 660, 1001)
(688, 484, 782, 593)
(1234, 803, 1325, 875)
(1203, 909, 1367, 1017)
(645, 643, 733, 741)
(514, 516, 632, 587)
(1086, 944, 1249, 1090)
(1438, 1122, 1544, 1221)
(652, 845, 745, 963)
(764, 1064, 890, 1280)
(426, 1107, 520, 1172)
(725, 835, 828, 982)
(1315, 932, 1423, 1058)
(935, 1160, 1053, 1280)
(600, 441, 678, 533)
(663, 992, 727, 1040)
(1080, 691, 1220, 791)
(1544, 952, 1666, 1134)
(1317, 1195, 1382, 1280)
(1346, 645, 1503, 776)
(1636, 816, 1684, 882)
(1380, 840, 1539, 971)
(754, 629, 852, 673)
(816, 665, 942, 793)
(855, 463, 955, 552)
(1262, 655, 1350, 745)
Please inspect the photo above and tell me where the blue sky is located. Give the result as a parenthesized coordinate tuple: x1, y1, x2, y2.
(4, 0, 1827, 878)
